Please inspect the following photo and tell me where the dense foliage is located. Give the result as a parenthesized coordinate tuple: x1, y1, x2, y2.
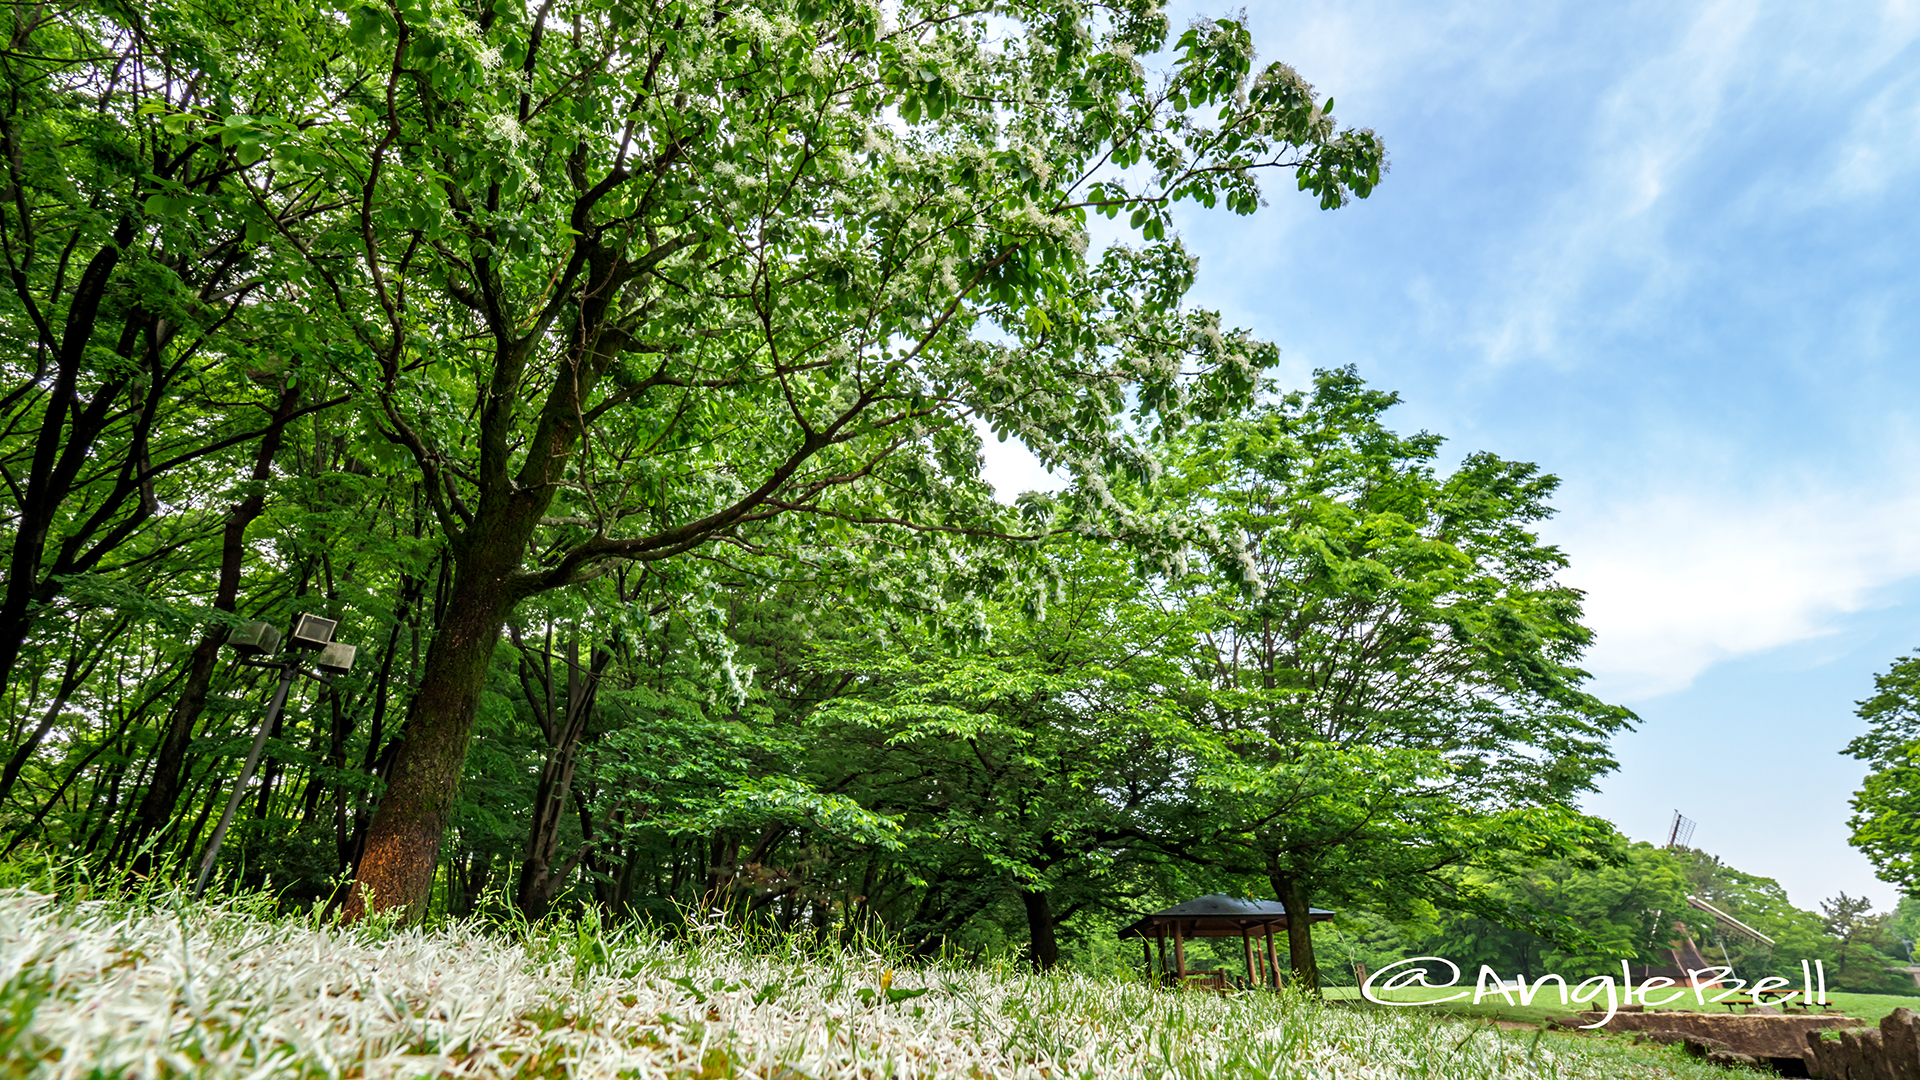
(1144, 373, 1630, 987)
(13, 0, 1896, 1003)
(1, 0, 1391, 938)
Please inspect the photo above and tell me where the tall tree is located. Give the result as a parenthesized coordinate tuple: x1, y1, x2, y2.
(281, 0, 1383, 919)
(507, 622, 611, 919)
(1817, 891, 1906, 990)
(1160, 369, 1631, 991)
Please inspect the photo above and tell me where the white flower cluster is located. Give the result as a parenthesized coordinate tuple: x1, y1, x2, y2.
(481, 113, 527, 148)
(722, 7, 799, 48)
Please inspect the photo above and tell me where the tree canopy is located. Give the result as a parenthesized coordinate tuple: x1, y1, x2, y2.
(235, 0, 1387, 919)
(1, 0, 1743, 1000)
(1134, 371, 1630, 989)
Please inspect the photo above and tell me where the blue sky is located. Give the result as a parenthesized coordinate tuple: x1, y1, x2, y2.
(982, 0, 1920, 912)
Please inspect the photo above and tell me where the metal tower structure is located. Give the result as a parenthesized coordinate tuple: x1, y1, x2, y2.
(1665, 810, 1697, 850)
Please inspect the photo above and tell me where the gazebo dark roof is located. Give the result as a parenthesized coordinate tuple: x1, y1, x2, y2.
(1117, 893, 1336, 939)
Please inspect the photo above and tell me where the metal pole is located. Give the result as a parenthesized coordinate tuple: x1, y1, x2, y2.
(193, 661, 298, 897)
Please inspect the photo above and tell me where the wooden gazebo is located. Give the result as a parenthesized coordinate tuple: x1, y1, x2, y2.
(1117, 893, 1335, 989)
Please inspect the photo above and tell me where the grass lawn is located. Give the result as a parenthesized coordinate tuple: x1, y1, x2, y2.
(0, 886, 1750, 1079)
(1335, 983, 1920, 1028)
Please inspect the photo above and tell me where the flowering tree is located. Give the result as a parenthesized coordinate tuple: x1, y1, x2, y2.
(257, 0, 1388, 918)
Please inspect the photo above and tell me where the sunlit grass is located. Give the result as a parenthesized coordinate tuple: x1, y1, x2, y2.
(0, 887, 1740, 1079)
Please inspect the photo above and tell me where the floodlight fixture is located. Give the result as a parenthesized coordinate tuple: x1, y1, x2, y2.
(226, 621, 281, 657)
(195, 610, 357, 898)
(315, 641, 357, 675)
(287, 613, 336, 650)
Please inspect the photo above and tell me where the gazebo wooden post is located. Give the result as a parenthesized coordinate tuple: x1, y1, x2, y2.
(1264, 923, 1282, 989)
(1173, 920, 1187, 984)
(1242, 924, 1259, 990)
(1157, 926, 1168, 986)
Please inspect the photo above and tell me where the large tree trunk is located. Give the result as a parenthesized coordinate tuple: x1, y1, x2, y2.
(124, 383, 301, 869)
(339, 550, 523, 922)
(1272, 870, 1322, 996)
(337, 236, 634, 923)
(1021, 888, 1060, 971)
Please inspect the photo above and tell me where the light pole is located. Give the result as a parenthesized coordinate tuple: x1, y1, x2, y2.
(192, 613, 356, 898)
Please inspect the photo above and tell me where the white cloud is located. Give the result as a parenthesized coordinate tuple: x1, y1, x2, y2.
(1464, 0, 1920, 373)
(1823, 68, 1920, 201)
(1546, 480, 1920, 700)
(1474, 0, 1759, 370)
